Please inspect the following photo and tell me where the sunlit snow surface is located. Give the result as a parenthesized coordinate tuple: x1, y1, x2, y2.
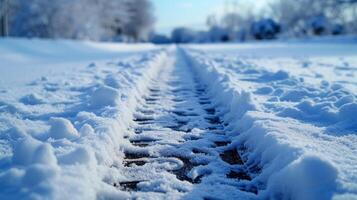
(0, 38, 356, 200)
(186, 41, 357, 199)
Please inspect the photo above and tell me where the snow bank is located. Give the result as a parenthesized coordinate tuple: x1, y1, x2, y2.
(0, 39, 170, 199)
(0, 38, 157, 62)
(183, 47, 357, 199)
(0, 38, 158, 87)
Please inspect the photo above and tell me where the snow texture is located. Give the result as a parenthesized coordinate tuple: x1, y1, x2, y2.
(0, 38, 356, 199)
(185, 41, 357, 200)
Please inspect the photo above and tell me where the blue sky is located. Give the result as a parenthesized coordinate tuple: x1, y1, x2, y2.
(151, 0, 271, 35)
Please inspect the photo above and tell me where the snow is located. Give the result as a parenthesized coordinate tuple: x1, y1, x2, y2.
(48, 117, 80, 140)
(19, 93, 45, 105)
(0, 38, 157, 86)
(89, 86, 121, 109)
(266, 155, 338, 200)
(0, 38, 356, 199)
(0, 38, 165, 199)
(185, 41, 357, 199)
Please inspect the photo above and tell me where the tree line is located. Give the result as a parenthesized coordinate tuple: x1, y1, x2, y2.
(151, 0, 357, 44)
(0, 0, 155, 41)
(1, 0, 356, 43)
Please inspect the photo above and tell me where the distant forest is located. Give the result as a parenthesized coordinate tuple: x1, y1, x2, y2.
(156, 0, 357, 44)
(0, 0, 357, 43)
(0, 0, 155, 41)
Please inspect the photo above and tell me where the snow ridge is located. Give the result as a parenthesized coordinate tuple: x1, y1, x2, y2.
(0, 46, 170, 199)
(183, 47, 357, 200)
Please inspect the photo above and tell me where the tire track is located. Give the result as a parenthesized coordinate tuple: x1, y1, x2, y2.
(113, 49, 258, 199)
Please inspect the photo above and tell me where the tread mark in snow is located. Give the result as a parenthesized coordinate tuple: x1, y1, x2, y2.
(227, 170, 251, 181)
(130, 139, 157, 147)
(220, 150, 244, 165)
(124, 152, 151, 160)
(117, 181, 144, 191)
(117, 49, 257, 198)
(214, 141, 230, 147)
(124, 158, 148, 167)
(171, 157, 202, 184)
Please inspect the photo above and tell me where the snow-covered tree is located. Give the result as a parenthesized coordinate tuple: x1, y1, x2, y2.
(99, 0, 130, 40)
(206, 14, 218, 28)
(171, 27, 197, 43)
(9, 0, 55, 38)
(269, 0, 357, 36)
(8, 0, 155, 41)
(49, 0, 101, 40)
(124, 0, 155, 41)
(202, 0, 356, 41)
(149, 33, 171, 44)
(251, 18, 280, 40)
(207, 26, 230, 42)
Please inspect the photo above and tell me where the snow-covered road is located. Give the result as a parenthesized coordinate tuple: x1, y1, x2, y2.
(0, 39, 356, 200)
(116, 49, 256, 199)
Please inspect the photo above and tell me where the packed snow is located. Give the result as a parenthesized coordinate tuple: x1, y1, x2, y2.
(0, 38, 356, 200)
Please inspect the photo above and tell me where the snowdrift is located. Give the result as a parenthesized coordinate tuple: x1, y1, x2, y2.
(183, 47, 357, 200)
(0, 38, 170, 199)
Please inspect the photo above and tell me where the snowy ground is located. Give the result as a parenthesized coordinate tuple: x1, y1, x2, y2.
(0, 38, 356, 200)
